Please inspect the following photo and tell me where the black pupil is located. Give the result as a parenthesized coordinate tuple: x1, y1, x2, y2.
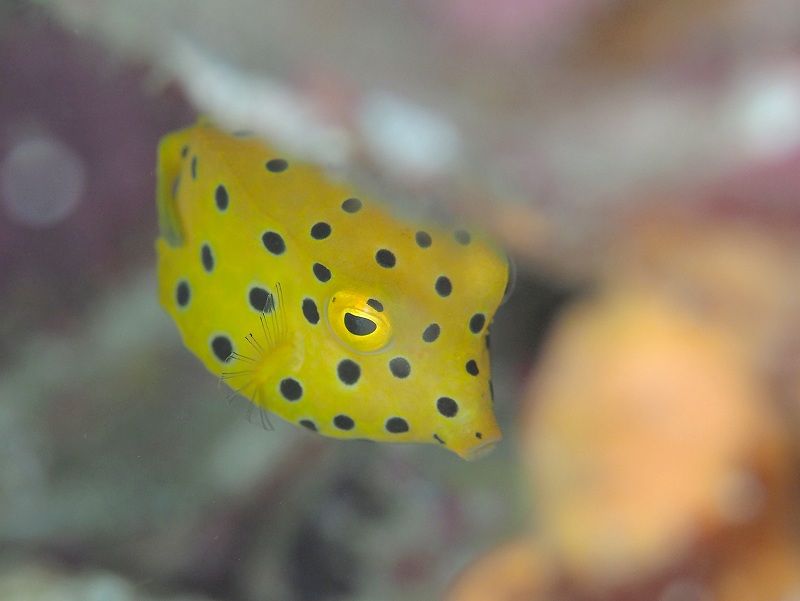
(344, 313, 377, 336)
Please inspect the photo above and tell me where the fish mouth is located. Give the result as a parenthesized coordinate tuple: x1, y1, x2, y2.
(435, 416, 503, 460)
(452, 429, 502, 461)
(461, 438, 500, 461)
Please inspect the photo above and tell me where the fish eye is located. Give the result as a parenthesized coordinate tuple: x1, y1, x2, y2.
(344, 312, 377, 336)
(327, 291, 393, 353)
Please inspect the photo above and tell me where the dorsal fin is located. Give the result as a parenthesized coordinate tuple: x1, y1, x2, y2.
(155, 131, 187, 247)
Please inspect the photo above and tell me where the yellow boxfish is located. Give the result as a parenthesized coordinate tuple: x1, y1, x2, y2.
(156, 121, 509, 459)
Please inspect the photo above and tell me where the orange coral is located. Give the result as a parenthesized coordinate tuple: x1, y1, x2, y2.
(450, 219, 800, 600)
(520, 282, 787, 587)
(710, 538, 800, 601)
(445, 539, 553, 601)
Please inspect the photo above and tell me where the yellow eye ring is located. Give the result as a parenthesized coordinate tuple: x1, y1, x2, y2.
(327, 291, 393, 353)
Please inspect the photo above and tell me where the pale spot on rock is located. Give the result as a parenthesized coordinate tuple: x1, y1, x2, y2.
(716, 468, 766, 525)
(1, 136, 85, 227)
(660, 579, 713, 601)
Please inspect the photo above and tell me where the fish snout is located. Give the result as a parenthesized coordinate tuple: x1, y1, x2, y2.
(452, 421, 502, 460)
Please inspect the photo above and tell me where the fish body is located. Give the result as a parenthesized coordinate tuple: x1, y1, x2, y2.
(156, 121, 508, 459)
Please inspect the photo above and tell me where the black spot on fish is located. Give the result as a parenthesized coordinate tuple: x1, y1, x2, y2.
(436, 396, 458, 418)
(313, 263, 332, 283)
(211, 335, 233, 363)
(176, 280, 190, 308)
(337, 359, 361, 385)
(249, 287, 273, 312)
(385, 417, 410, 433)
(422, 323, 440, 342)
(469, 313, 486, 334)
(341, 197, 362, 213)
(454, 229, 471, 245)
(262, 231, 286, 255)
(333, 414, 355, 430)
(279, 377, 303, 401)
(265, 158, 288, 173)
(435, 276, 452, 297)
(375, 249, 396, 268)
(201, 243, 214, 272)
(310, 222, 332, 240)
(215, 184, 228, 211)
(389, 357, 411, 379)
(302, 298, 320, 325)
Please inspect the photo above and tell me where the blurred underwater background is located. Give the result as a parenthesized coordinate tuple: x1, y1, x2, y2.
(1, 1, 800, 600)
